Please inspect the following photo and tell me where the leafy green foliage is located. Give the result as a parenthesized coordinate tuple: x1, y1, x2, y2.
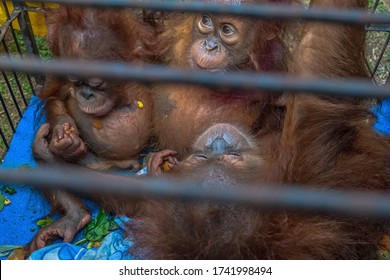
(7, 30, 52, 59)
(84, 210, 119, 241)
(35, 35, 53, 60)
(369, 0, 387, 12)
(75, 210, 119, 249)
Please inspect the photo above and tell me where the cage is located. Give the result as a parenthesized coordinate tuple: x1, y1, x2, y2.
(0, 0, 390, 260)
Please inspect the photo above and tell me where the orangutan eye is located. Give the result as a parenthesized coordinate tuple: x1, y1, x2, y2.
(221, 24, 235, 36)
(201, 15, 213, 28)
(87, 77, 104, 88)
(229, 151, 241, 157)
(195, 153, 208, 159)
(67, 75, 80, 83)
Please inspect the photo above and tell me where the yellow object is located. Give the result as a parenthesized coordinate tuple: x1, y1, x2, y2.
(93, 121, 103, 130)
(65, 127, 75, 135)
(162, 160, 170, 172)
(137, 101, 144, 109)
(0, 1, 59, 37)
(91, 241, 101, 248)
(4, 198, 11, 205)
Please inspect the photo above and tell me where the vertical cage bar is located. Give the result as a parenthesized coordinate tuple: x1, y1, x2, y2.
(1, 42, 29, 107)
(1, 72, 22, 120)
(0, 127, 9, 151)
(1, 40, 24, 117)
(0, 73, 16, 133)
(365, 0, 390, 85)
(370, 0, 381, 13)
(1, 0, 36, 97)
(13, 1, 44, 85)
(371, 32, 390, 78)
(1, 0, 10, 18)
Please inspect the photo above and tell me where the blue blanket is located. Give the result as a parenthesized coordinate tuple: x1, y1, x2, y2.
(1, 96, 390, 260)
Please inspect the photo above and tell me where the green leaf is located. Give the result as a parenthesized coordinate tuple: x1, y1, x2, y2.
(108, 220, 120, 231)
(86, 241, 94, 249)
(3, 186, 16, 195)
(74, 238, 87, 246)
(0, 192, 6, 212)
(83, 209, 119, 243)
(36, 217, 54, 228)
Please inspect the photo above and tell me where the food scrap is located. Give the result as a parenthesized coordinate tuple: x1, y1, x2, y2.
(137, 100, 144, 109)
(93, 121, 103, 129)
(90, 241, 102, 249)
(65, 127, 75, 135)
(162, 160, 170, 172)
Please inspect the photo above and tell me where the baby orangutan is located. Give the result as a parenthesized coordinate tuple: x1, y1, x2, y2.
(36, 7, 154, 170)
(28, 7, 154, 254)
(129, 117, 389, 259)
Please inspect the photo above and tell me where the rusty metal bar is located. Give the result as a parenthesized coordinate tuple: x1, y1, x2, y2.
(11, 0, 390, 25)
(13, 2, 44, 85)
(0, 165, 389, 218)
(0, 56, 389, 98)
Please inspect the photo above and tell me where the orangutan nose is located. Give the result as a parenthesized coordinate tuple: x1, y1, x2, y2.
(205, 37, 220, 52)
(209, 137, 231, 155)
(80, 86, 95, 100)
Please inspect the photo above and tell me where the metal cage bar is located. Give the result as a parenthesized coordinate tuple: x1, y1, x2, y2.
(11, 0, 390, 25)
(1, 43, 28, 108)
(365, 0, 390, 84)
(0, 127, 9, 150)
(0, 0, 37, 101)
(13, 2, 43, 85)
(0, 74, 16, 133)
(0, 166, 390, 218)
(0, 69, 22, 119)
(372, 32, 390, 77)
(1, 57, 389, 97)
